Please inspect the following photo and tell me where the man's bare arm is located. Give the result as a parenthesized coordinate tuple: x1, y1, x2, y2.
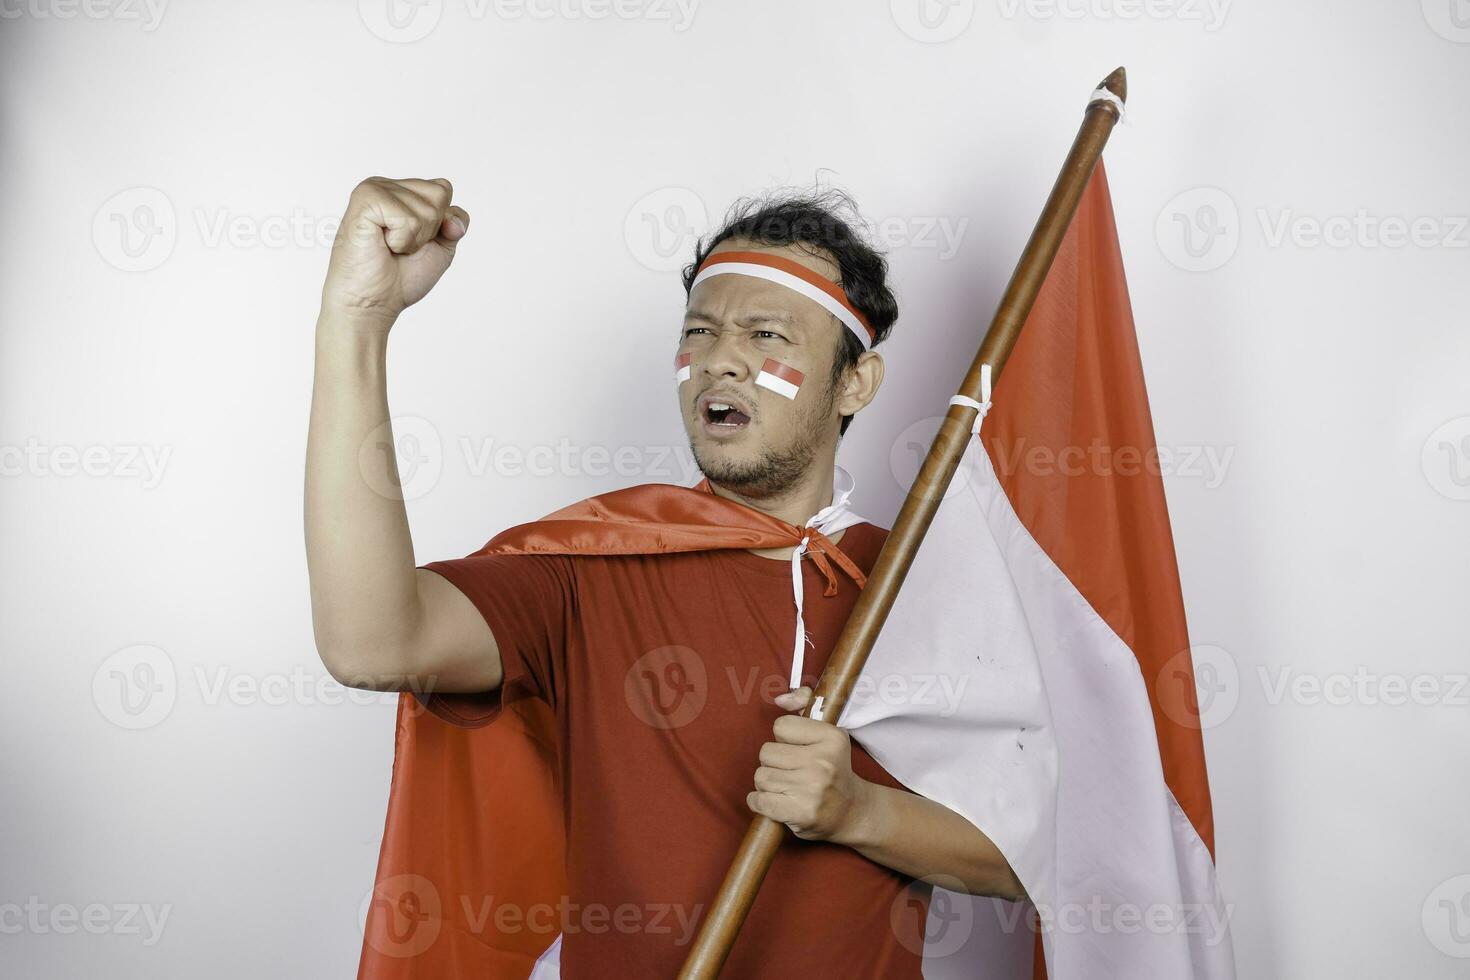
(305, 176, 500, 694)
(751, 687, 1027, 901)
(836, 779, 1027, 901)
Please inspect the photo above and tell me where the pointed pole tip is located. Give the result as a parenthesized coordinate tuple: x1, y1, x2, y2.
(1098, 66, 1127, 103)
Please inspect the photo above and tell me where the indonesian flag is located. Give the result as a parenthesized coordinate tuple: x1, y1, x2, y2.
(754, 358, 804, 400)
(839, 158, 1235, 977)
(358, 158, 1233, 979)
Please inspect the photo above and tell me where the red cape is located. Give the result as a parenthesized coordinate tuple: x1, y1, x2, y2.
(358, 477, 865, 978)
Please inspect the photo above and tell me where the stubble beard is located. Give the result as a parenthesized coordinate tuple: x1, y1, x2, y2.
(690, 379, 837, 501)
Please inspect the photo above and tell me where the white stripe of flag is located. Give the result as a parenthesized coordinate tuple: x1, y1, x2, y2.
(755, 358, 803, 400)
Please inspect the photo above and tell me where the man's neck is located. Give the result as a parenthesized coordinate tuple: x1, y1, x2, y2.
(706, 450, 847, 559)
(707, 461, 834, 526)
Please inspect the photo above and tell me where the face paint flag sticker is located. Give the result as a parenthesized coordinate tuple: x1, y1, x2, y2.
(754, 358, 803, 400)
(674, 352, 692, 386)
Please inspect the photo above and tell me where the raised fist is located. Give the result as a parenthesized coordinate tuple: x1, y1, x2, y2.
(320, 176, 470, 325)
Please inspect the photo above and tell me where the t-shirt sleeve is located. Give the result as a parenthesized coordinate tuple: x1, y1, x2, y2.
(413, 551, 577, 728)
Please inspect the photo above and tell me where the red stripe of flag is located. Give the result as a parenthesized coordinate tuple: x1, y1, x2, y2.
(759, 358, 803, 386)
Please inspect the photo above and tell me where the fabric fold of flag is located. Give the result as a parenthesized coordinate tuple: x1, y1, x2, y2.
(839, 159, 1234, 978)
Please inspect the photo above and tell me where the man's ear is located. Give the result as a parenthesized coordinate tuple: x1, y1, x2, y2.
(837, 351, 884, 417)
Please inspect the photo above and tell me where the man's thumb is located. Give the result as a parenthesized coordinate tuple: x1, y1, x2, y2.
(774, 686, 814, 712)
(436, 206, 470, 253)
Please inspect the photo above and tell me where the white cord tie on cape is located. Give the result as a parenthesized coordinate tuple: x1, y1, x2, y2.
(786, 465, 867, 692)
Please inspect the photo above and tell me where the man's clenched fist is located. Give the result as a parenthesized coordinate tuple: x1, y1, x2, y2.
(320, 176, 470, 326)
(747, 686, 875, 843)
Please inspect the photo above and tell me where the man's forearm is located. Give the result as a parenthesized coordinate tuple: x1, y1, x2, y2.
(304, 312, 421, 675)
(304, 177, 474, 688)
(835, 778, 1027, 901)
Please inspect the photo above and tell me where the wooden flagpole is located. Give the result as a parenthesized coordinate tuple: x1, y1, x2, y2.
(676, 67, 1129, 978)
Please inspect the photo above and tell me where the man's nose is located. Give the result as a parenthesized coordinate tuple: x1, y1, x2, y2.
(701, 332, 752, 380)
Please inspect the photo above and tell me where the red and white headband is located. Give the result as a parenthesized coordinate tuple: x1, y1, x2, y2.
(688, 250, 876, 351)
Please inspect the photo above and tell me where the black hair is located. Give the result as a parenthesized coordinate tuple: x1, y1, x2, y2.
(680, 188, 897, 437)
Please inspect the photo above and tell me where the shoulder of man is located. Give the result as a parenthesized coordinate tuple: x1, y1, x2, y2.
(837, 520, 890, 569)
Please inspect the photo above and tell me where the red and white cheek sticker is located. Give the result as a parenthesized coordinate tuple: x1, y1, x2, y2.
(674, 352, 692, 386)
(754, 358, 804, 400)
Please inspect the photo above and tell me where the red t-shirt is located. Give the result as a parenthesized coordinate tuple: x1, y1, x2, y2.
(420, 520, 932, 978)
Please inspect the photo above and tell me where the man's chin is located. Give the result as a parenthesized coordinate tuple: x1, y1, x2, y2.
(689, 436, 755, 475)
(688, 438, 816, 501)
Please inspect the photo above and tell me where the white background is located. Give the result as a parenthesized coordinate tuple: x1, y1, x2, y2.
(3, 1, 1468, 977)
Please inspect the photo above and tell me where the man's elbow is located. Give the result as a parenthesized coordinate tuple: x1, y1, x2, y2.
(975, 859, 1028, 904)
(947, 850, 1028, 904)
(314, 633, 414, 691)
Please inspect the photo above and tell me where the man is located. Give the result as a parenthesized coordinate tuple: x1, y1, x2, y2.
(305, 176, 1022, 977)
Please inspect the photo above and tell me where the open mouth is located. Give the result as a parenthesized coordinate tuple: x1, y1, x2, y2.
(701, 397, 752, 432)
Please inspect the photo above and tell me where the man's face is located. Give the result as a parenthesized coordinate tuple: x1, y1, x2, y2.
(678, 241, 847, 500)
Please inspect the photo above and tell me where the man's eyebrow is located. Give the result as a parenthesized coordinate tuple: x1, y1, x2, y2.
(683, 308, 797, 328)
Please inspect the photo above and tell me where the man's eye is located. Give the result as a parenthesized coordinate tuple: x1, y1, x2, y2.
(755, 330, 785, 340)
(683, 327, 711, 337)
